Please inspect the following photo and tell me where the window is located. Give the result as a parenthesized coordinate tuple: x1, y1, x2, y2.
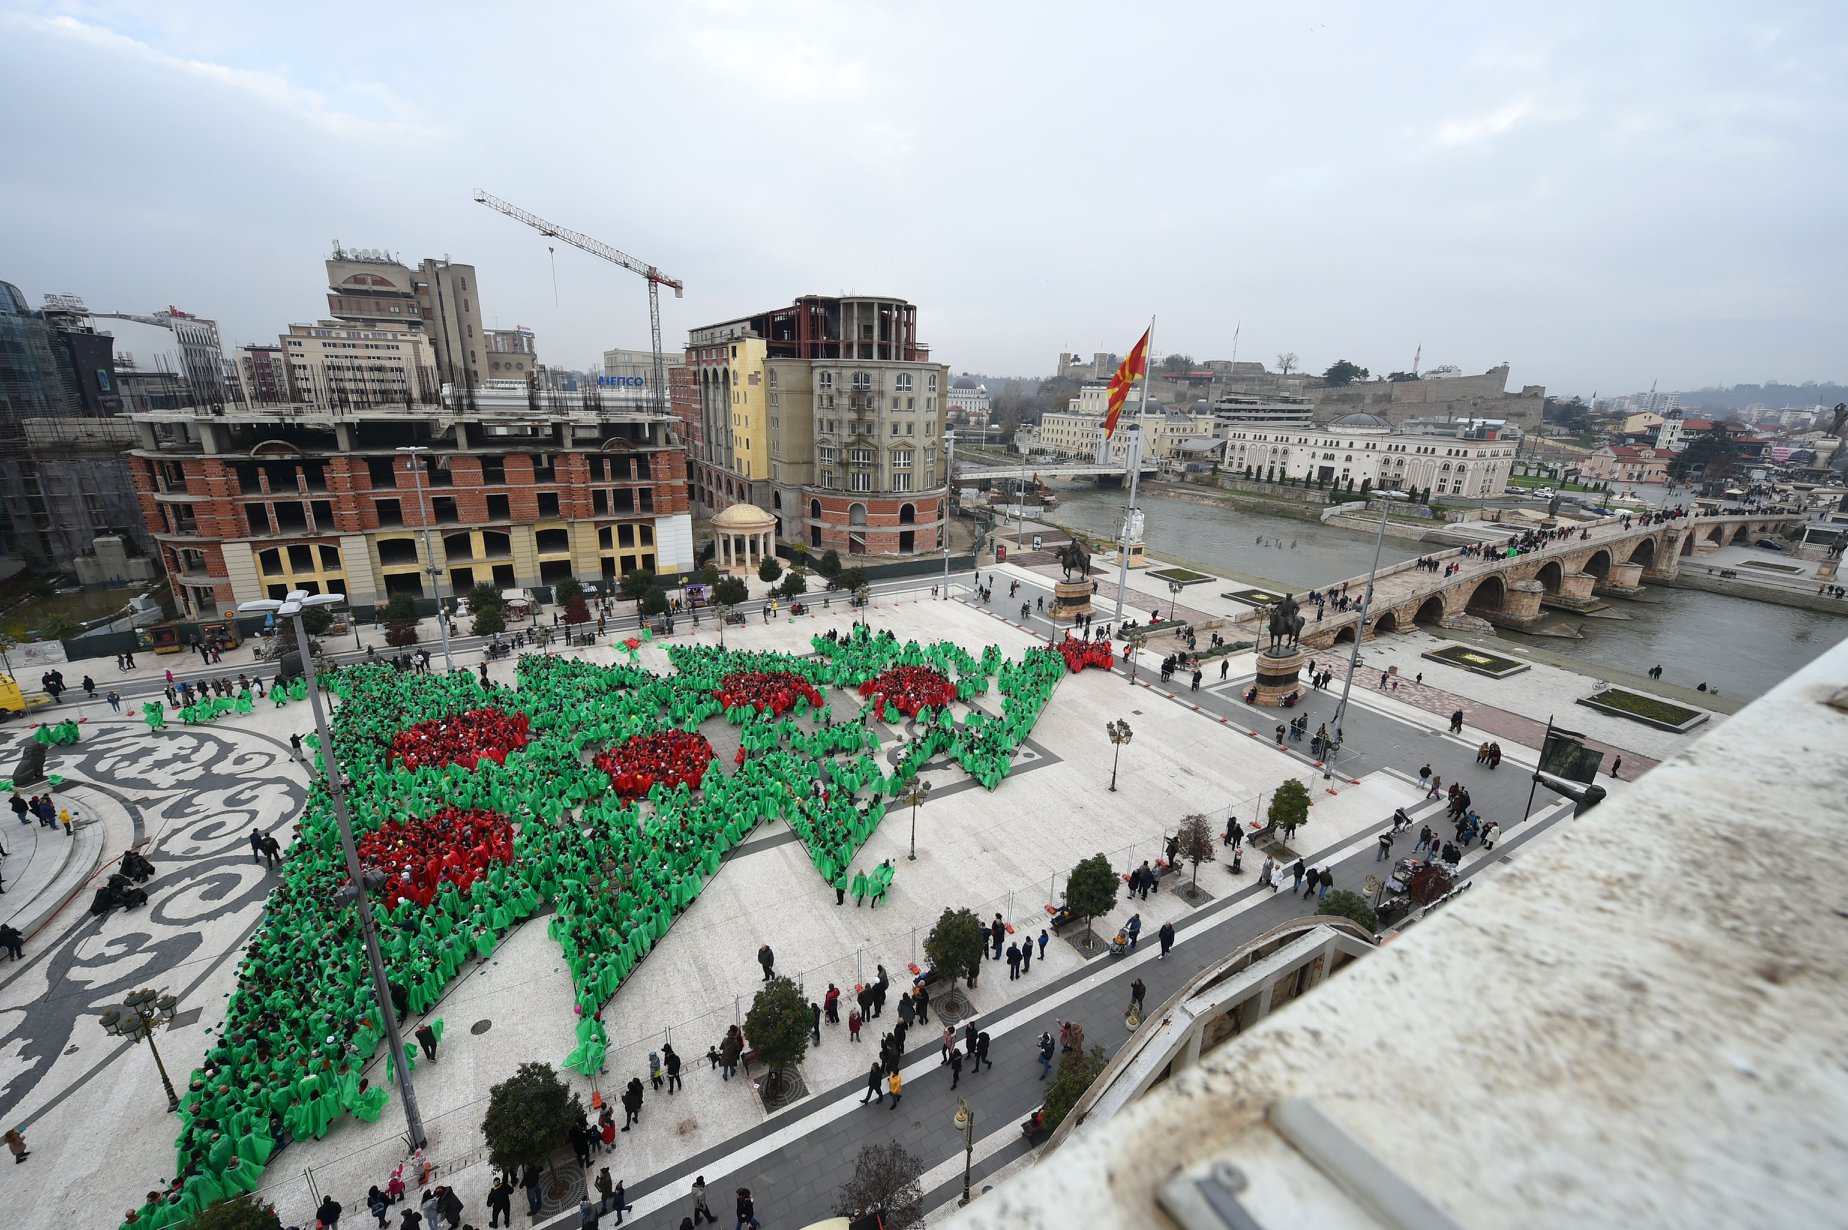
(893, 449, 913, 467)
(928, 374, 938, 390)
(896, 373, 913, 391)
(850, 471, 872, 492)
(893, 472, 913, 492)
(537, 492, 559, 518)
(821, 470, 834, 488)
(892, 422, 901, 436)
(852, 372, 871, 388)
(850, 448, 874, 465)
(818, 371, 834, 390)
(818, 446, 836, 465)
(768, 370, 777, 388)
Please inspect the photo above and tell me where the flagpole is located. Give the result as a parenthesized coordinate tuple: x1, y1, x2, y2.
(1113, 317, 1154, 624)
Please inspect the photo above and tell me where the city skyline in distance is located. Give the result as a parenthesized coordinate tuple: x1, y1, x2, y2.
(2, 1, 1844, 398)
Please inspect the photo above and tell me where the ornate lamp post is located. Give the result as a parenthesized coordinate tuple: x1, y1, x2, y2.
(954, 1096, 976, 1206)
(899, 778, 931, 861)
(1167, 580, 1183, 621)
(100, 988, 181, 1111)
(1106, 718, 1133, 792)
(1125, 632, 1146, 685)
(239, 589, 428, 1148)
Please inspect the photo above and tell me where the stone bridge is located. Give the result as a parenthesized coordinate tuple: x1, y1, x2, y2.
(1277, 511, 1803, 648)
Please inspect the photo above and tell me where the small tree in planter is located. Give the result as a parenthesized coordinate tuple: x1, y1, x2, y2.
(778, 569, 808, 600)
(1042, 1044, 1109, 1132)
(744, 975, 810, 1097)
(1175, 813, 1217, 899)
(924, 906, 986, 996)
(190, 1197, 276, 1230)
(481, 1061, 583, 1194)
(1318, 888, 1380, 934)
(834, 1142, 924, 1230)
(383, 592, 420, 647)
(1267, 779, 1311, 843)
(757, 555, 783, 584)
(472, 604, 506, 636)
(1064, 853, 1119, 950)
(816, 549, 842, 581)
(639, 587, 670, 621)
(619, 569, 655, 610)
(563, 594, 591, 627)
(553, 576, 584, 604)
(712, 576, 748, 645)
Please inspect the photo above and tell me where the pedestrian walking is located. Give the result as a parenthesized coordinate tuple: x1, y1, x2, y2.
(886, 1068, 903, 1110)
(1611, 756, 1622, 778)
(106, 690, 121, 712)
(664, 1043, 682, 1092)
(3, 1127, 27, 1163)
(290, 732, 304, 761)
(735, 1187, 761, 1230)
(1157, 920, 1175, 960)
(1037, 1031, 1055, 1080)
(317, 1195, 344, 1229)
(949, 1046, 963, 1089)
(757, 943, 774, 981)
(620, 1077, 643, 1130)
(989, 914, 1005, 959)
(862, 1061, 885, 1104)
(414, 1021, 440, 1061)
(248, 825, 264, 863)
(1130, 977, 1147, 1016)
(1126, 912, 1141, 950)
(1482, 821, 1500, 850)
(1318, 869, 1333, 901)
(690, 1176, 719, 1226)
(940, 1024, 956, 1064)
(1418, 763, 1431, 786)
(1377, 831, 1394, 861)
(1018, 935, 1032, 974)
(1291, 859, 1306, 892)
(825, 983, 841, 1025)
(975, 1031, 992, 1071)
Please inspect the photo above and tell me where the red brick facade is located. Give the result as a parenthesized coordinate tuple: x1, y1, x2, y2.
(800, 490, 945, 555)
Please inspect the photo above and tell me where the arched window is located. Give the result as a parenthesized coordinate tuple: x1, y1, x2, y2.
(849, 503, 867, 527)
(809, 499, 822, 520)
(898, 503, 915, 524)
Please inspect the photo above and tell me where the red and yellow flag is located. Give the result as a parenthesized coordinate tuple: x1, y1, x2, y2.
(1102, 328, 1151, 440)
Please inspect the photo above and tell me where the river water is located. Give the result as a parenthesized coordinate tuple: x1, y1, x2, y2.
(1045, 481, 1847, 700)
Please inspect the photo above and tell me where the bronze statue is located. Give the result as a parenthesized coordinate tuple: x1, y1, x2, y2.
(1265, 593, 1304, 653)
(1056, 540, 1091, 580)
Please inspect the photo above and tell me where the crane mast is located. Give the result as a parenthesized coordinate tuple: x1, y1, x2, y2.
(472, 190, 683, 417)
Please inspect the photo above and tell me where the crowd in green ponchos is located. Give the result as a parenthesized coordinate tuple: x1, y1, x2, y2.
(33, 719, 80, 746)
(149, 630, 1067, 1228)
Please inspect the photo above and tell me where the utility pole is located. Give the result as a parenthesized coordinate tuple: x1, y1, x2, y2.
(398, 445, 454, 671)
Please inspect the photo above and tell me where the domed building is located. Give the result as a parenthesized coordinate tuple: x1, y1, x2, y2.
(709, 502, 777, 573)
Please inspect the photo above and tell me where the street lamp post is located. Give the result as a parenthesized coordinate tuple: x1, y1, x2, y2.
(237, 590, 429, 1148)
(900, 778, 931, 861)
(1106, 718, 1133, 792)
(396, 445, 454, 672)
(1167, 580, 1182, 621)
(1125, 633, 1146, 685)
(943, 430, 956, 599)
(954, 1097, 976, 1206)
(1329, 493, 1404, 743)
(100, 988, 181, 1111)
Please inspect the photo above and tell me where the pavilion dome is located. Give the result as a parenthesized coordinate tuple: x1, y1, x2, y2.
(1325, 412, 1394, 432)
(710, 503, 775, 530)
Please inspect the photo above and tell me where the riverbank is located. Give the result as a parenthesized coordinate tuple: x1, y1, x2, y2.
(1668, 568, 1848, 616)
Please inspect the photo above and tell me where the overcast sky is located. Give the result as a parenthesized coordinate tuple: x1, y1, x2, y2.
(3, 1, 1844, 398)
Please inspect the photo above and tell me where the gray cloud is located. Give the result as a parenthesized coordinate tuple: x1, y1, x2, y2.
(2, 0, 1843, 395)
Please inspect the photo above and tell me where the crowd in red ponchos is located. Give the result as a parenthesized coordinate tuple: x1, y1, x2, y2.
(1058, 635, 1117, 674)
(355, 806, 515, 909)
(714, 670, 825, 716)
(859, 665, 957, 718)
(594, 729, 717, 799)
(389, 707, 531, 771)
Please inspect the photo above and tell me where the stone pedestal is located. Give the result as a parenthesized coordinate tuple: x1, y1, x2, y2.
(1050, 578, 1095, 622)
(1496, 579, 1546, 627)
(1250, 646, 1307, 706)
(1598, 561, 1645, 595)
(1557, 571, 1599, 604)
(1818, 558, 1840, 582)
(1117, 541, 1146, 569)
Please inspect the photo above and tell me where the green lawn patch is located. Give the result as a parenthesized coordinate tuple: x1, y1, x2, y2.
(1422, 643, 1530, 679)
(1149, 567, 1213, 585)
(1578, 688, 1709, 732)
(1221, 587, 1285, 607)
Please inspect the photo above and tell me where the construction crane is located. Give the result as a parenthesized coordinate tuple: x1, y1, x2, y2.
(472, 190, 683, 416)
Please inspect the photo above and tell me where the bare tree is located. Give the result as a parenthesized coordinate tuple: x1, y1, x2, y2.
(834, 1142, 925, 1229)
(1277, 352, 1299, 376)
(1176, 813, 1217, 896)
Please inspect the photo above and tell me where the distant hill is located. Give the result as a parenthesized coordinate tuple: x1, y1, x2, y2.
(1675, 381, 1848, 412)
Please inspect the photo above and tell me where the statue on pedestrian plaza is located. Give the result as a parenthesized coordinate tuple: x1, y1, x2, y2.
(1265, 593, 1304, 653)
(1057, 540, 1092, 580)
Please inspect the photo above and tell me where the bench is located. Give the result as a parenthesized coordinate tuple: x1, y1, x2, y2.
(740, 1048, 758, 1074)
(1020, 1106, 1049, 1143)
(1047, 910, 1086, 938)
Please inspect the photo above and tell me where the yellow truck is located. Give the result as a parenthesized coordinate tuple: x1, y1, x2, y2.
(0, 674, 54, 718)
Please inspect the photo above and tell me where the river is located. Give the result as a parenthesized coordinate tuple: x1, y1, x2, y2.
(1044, 480, 1847, 700)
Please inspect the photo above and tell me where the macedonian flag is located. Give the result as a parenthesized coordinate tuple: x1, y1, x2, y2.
(1102, 327, 1152, 440)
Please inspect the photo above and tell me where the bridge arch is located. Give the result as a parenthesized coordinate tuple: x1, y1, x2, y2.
(1372, 610, 1401, 635)
(1680, 532, 1696, 556)
(1465, 575, 1506, 618)
(1731, 524, 1753, 545)
(1333, 626, 1357, 644)
(1534, 560, 1564, 593)
(1583, 549, 1611, 580)
(1414, 595, 1447, 627)
(1628, 537, 1657, 568)
(1706, 525, 1725, 545)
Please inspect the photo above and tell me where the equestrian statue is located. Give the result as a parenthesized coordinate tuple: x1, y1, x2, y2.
(1056, 540, 1091, 581)
(1265, 593, 1305, 653)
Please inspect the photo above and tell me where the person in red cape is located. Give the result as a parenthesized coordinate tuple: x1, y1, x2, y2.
(595, 730, 716, 800)
(859, 666, 956, 717)
(354, 807, 515, 910)
(390, 708, 530, 771)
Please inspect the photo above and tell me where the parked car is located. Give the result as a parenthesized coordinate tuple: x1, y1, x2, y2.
(1754, 538, 1785, 552)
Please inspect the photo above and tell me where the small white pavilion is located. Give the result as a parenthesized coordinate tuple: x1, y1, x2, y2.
(710, 503, 777, 574)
